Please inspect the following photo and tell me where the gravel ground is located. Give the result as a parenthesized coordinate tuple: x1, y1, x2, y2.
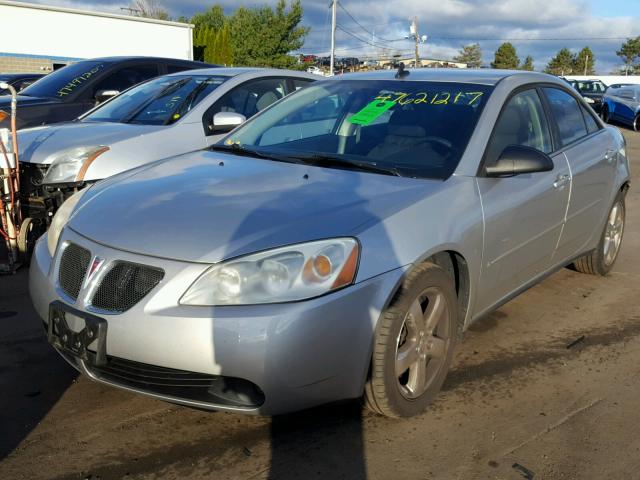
(1, 129, 639, 480)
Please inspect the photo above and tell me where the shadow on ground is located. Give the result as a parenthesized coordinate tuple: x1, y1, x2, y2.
(0, 270, 77, 460)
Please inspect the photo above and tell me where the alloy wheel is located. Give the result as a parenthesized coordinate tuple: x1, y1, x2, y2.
(394, 286, 451, 399)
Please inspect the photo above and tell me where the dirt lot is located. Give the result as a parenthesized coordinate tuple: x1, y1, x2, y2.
(1, 130, 639, 480)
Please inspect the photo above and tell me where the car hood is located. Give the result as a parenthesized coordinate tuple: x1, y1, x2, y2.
(69, 150, 438, 264)
(18, 121, 159, 165)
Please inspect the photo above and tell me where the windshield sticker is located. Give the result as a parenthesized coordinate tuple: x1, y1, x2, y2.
(348, 100, 396, 125)
(56, 64, 105, 98)
(374, 91, 484, 106)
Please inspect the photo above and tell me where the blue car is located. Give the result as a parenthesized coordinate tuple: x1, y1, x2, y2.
(602, 84, 640, 130)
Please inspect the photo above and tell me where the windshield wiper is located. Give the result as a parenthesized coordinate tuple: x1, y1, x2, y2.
(294, 154, 402, 177)
(208, 144, 306, 164)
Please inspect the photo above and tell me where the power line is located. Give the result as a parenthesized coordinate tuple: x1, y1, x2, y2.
(336, 1, 395, 42)
(336, 24, 400, 51)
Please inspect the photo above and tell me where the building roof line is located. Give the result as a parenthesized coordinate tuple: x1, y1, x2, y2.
(0, 0, 194, 29)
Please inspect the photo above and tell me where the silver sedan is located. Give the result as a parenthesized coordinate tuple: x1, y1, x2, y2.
(30, 69, 630, 417)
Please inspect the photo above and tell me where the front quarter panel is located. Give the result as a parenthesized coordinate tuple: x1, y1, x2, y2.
(354, 175, 483, 327)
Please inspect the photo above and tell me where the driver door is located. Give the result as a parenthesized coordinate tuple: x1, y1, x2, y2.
(475, 88, 571, 312)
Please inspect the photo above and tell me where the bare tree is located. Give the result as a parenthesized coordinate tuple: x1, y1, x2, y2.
(129, 0, 170, 21)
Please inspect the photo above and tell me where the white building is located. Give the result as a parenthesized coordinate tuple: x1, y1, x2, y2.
(0, 0, 194, 73)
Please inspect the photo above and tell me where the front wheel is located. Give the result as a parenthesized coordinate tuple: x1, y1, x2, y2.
(573, 193, 625, 275)
(364, 262, 458, 417)
(634, 114, 640, 132)
(601, 105, 610, 123)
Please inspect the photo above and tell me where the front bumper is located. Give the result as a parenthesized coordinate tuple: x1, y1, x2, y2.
(29, 230, 404, 415)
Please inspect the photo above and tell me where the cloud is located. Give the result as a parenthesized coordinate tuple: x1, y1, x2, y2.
(15, 0, 640, 73)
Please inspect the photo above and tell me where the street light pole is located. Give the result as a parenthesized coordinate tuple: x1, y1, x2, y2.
(412, 17, 419, 68)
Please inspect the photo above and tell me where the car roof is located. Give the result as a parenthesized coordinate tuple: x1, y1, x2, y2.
(327, 68, 559, 86)
(0, 73, 44, 79)
(74, 56, 213, 66)
(163, 67, 316, 78)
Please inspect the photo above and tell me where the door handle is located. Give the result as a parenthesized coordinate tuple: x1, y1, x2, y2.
(553, 174, 570, 188)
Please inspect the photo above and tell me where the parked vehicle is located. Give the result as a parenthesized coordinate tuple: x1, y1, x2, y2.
(18, 68, 316, 242)
(0, 56, 213, 130)
(602, 84, 640, 130)
(30, 70, 629, 417)
(0, 73, 45, 95)
(568, 79, 607, 113)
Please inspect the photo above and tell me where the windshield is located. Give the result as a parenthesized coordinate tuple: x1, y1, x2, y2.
(577, 81, 606, 94)
(224, 80, 492, 180)
(20, 61, 106, 99)
(82, 74, 228, 125)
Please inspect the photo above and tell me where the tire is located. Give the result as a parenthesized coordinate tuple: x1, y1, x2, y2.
(634, 115, 640, 132)
(364, 262, 458, 417)
(601, 105, 610, 123)
(573, 192, 625, 275)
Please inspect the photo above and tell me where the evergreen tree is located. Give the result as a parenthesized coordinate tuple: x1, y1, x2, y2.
(521, 55, 534, 71)
(491, 43, 519, 69)
(545, 48, 575, 76)
(573, 47, 595, 75)
(453, 43, 482, 68)
(616, 37, 640, 75)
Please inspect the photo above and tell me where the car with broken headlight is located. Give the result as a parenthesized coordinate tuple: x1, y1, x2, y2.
(18, 68, 316, 239)
(30, 69, 629, 417)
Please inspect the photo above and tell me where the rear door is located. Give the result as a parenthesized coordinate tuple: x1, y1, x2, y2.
(542, 87, 617, 260)
(475, 87, 571, 311)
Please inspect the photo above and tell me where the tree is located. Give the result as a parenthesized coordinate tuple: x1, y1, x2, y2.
(229, 0, 309, 68)
(573, 47, 595, 75)
(191, 5, 226, 31)
(129, 0, 170, 20)
(616, 37, 640, 75)
(521, 55, 534, 71)
(491, 43, 519, 69)
(453, 43, 482, 68)
(544, 48, 575, 76)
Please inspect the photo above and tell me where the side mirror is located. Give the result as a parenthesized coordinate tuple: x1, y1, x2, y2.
(485, 145, 554, 177)
(211, 111, 246, 133)
(95, 89, 120, 103)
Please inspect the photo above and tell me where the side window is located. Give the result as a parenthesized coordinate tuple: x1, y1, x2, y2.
(204, 78, 287, 135)
(543, 88, 588, 147)
(92, 64, 158, 96)
(291, 78, 314, 91)
(485, 89, 552, 166)
(581, 105, 600, 134)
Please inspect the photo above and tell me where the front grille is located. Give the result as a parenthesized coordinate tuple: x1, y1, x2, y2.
(88, 356, 265, 407)
(58, 243, 91, 300)
(91, 261, 164, 312)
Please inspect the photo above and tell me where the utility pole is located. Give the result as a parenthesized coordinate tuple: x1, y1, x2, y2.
(330, 0, 337, 76)
(411, 17, 419, 68)
(584, 54, 589, 75)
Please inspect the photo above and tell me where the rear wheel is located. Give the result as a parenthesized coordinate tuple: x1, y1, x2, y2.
(634, 115, 640, 132)
(364, 262, 458, 417)
(573, 193, 625, 275)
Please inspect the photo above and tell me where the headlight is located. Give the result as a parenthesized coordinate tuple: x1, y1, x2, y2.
(180, 238, 359, 306)
(47, 188, 88, 256)
(43, 145, 109, 184)
(583, 97, 595, 104)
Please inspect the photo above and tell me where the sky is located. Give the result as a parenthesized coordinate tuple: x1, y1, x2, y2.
(23, 0, 640, 73)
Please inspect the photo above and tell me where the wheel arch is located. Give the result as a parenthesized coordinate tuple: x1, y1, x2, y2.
(380, 249, 472, 338)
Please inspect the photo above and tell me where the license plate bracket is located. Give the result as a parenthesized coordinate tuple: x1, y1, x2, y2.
(48, 301, 108, 366)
